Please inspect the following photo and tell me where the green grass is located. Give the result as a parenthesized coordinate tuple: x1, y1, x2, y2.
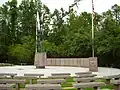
(19, 79, 37, 88)
(66, 77, 74, 82)
(19, 84, 25, 88)
(61, 82, 73, 87)
(96, 78, 106, 82)
(101, 84, 114, 89)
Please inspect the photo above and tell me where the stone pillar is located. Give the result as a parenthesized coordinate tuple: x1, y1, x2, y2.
(89, 57, 98, 72)
(34, 52, 46, 69)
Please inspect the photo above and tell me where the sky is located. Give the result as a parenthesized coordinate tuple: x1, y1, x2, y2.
(0, 0, 120, 14)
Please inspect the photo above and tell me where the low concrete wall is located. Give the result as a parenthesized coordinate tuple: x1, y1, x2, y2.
(46, 57, 96, 68)
(46, 57, 98, 72)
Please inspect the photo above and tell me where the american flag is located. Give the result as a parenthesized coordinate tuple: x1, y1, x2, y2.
(92, 0, 95, 19)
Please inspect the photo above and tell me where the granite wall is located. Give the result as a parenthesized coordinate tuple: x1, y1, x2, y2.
(46, 57, 98, 72)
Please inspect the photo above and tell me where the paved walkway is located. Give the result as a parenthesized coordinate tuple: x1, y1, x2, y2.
(0, 66, 120, 77)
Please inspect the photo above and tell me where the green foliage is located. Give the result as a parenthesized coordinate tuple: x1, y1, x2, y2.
(42, 40, 57, 57)
(8, 36, 35, 64)
(63, 12, 92, 57)
(95, 4, 120, 67)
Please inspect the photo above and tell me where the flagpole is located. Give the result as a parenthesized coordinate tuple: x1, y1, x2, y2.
(92, 0, 94, 57)
(36, 11, 41, 53)
(36, 18, 38, 53)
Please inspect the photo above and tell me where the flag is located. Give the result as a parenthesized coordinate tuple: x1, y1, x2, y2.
(92, 0, 95, 19)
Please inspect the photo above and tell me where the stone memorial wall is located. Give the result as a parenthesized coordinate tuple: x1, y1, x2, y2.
(34, 54, 98, 72)
(46, 57, 98, 72)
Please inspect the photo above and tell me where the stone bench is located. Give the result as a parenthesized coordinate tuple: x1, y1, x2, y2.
(73, 82, 105, 90)
(111, 80, 120, 90)
(24, 73, 44, 78)
(37, 79, 65, 84)
(0, 73, 17, 78)
(75, 72, 92, 75)
(75, 74, 97, 78)
(51, 73, 71, 76)
(74, 77, 99, 83)
(48, 75, 71, 79)
(103, 74, 120, 84)
(14, 76, 38, 84)
(0, 79, 25, 90)
(25, 84, 61, 90)
(0, 84, 15, 90)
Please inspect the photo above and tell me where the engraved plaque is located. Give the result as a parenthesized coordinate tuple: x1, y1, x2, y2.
(89, 57, 98, 72)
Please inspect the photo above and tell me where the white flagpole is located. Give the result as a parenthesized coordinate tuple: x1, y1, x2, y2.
(37, 12, 40, 31)
(36, 12, 38, 53)
(92, 0, 95, 57)
(36, 20, 37, 53)
(36, 11, 40, 53)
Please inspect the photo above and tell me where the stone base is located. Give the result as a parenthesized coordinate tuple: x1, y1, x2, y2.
(89, 57, 98, 72)
(34, 52, 46, 69)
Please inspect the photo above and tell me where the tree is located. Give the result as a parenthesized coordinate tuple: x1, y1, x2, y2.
(96, 4, 120, 67)
(8, 36, 35, 64)
(0, 0, 18, 62)
(62, 11, 92, 57)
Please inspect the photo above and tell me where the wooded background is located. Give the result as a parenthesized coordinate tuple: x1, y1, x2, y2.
(0, 0, 120, 68)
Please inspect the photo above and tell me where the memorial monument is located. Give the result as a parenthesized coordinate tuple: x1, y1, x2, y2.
(34, 11, 46, 69)
(34, 0, 98, 71)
